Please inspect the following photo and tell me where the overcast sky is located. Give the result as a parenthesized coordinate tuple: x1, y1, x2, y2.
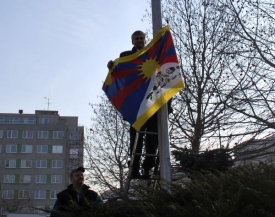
(0, 0, 151, 127)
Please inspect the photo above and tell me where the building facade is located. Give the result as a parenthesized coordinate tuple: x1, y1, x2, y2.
(234, 134, 275, 166)
(0, 110, 84, 216)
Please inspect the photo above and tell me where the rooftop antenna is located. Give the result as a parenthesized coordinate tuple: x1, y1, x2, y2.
(44, 97, 51, 110)
(44, 87, 51, 110)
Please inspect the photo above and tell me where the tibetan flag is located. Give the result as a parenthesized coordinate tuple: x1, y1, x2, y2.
(102, 25, 184, 131)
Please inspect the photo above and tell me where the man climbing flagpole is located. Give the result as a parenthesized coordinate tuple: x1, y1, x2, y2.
(104, 1, 184, 189)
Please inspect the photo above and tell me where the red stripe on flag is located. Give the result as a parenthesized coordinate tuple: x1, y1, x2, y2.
(130, 57, 144, 65)
(110, 75, 146, 110)
(160, 54, 179, 65)
(112, 68, 140, 79)
(148, 37, 161, 58)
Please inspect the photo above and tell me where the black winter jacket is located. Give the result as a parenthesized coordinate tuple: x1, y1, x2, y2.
(57, 184, 98, 209)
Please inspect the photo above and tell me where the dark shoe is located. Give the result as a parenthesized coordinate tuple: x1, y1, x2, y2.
(131, 166, 141, 178)
(141, 168, 150, 178)
(131, 170, 141, 179)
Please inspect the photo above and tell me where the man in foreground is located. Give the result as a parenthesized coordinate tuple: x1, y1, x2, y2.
(50, 167, 103, 217)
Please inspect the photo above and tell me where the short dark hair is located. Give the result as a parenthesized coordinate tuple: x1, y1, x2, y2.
(131, 30, 146, 40)
(70, 166, 85, 177)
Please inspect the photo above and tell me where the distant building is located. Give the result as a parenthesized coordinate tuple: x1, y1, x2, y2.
(234, 134, 275, 165)
(0, 110, 84, 216)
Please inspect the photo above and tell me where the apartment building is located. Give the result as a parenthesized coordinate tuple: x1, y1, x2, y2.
(0, 110, 84, 216)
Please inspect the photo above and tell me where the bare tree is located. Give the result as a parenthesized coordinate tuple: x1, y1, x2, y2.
(0, 198, 31, 214)
(85, 95, 130, 197)
(223, 0, 275, 68)
(156, 0, 275, 153)
(160, 0, 239, 152)
(211, 0, 275, 161)
(217, 0, 275, 132)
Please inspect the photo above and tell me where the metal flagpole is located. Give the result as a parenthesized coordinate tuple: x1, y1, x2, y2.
(151, 0, 172, 189)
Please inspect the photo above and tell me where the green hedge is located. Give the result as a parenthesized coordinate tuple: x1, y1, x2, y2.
(48, 163, 275, 217)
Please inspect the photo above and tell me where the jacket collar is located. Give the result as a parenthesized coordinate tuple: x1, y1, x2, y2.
(67, 184, 90, 191)
(132, 47, 138, 52)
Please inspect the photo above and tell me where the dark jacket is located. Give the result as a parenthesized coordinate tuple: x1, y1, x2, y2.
(57, 184, 98, 208)
(120, 47, 137, 58)
(50, 184, 103, 217)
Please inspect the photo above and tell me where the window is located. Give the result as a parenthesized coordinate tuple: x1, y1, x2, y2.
(37, 145, 48, 153)
(35, 175, 46, 183)
(5, 159, 16, 168)
(36, 160, 47, 168)
(68, 165, 75, 173)
(52, 160, 63, 168)
(0, 130, 3, 138)
(22, 130, 34, 139)
(51, 175, 62, 183)
(18, 190, 30, 199)
(70, 149, 78, 158)
(50, 190, 60, 199)
(39, 118, 49, 124)
(53, 131, 64, 139)
(22, 145, 32, 153)
(52, 145, 63, 153)
(70, 134, 79, 140)
(0, 145, 2, 153)
(20, 175, 31, 183)
(6, 144, 17, 153)
(1, 208, 8, 215)
(0, 117, 5, 124)
(23, 117, 35, 124)
(2, 190, 14, 199)
(34, 190, 46, 199)
(3, 175, 15, 183)
(8, 117, 20, 124)
(69, 134, 80, 145)
(21, 160, 32, 168)
(38, 131, 48, 139)
(7, 130, 18, 138)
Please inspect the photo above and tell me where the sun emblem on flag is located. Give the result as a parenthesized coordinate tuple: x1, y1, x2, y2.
(139, 57, 160, 80)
